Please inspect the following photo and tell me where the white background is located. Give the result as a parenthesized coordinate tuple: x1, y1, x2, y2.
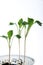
(0, 0, 43, 65)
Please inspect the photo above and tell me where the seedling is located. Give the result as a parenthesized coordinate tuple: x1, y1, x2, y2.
(0, 30, 13, 64)
(21, 18, 42, 63)
(9, 19, 23, 61)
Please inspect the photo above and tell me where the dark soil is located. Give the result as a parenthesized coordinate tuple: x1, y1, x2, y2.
(2, 62, 16, 65)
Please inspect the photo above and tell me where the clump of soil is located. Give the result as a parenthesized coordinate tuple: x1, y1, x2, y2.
(2, 62, 16, 65)
(2, 59, 23, 65)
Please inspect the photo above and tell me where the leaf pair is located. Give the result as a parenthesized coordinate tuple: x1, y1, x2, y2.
(28, 18, 42, 26)
(1, 30, 13, 41)
(26, 18, 42, 37)
(9, 21, 22, 39)
(18, 18, 28, 28)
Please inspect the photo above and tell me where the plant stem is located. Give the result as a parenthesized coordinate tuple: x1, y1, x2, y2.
(24, 37, 26, 63)
(18, 28, 21, 60)
(24, 27, 26, 63)
(9, 40, 11, 64)
(18, 38, 20, 60)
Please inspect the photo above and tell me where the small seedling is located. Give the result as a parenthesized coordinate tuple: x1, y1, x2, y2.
(0, 30, 13, 64)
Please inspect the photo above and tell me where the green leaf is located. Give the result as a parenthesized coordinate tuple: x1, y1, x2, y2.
(22, 21, 28, 26)
(25, 18, 34, 37)
(9, 22, 14, 25)
(28, 18, 34, 27)
(18, 18, 23, 28)
(7, 30, 13, 40)
(16, 34, 21, 39)
(35, 20, 42, 26)
(0, 35, 8, 39)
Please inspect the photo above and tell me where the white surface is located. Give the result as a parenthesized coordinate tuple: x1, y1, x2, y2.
(0, 0, 43, 65)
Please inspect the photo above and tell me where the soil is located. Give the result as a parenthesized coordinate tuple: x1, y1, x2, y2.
(2, 62, 16, 65)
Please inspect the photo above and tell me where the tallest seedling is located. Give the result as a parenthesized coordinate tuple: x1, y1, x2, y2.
(22, 18, 42, 63)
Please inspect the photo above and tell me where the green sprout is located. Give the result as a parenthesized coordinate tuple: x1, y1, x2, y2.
(21, 18, 42, 63)
(0, 30, 13, 64)
(17, 18, 23, 60)
(9, 18, 23, 60)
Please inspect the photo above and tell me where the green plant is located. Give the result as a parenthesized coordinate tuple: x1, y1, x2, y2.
(9, 19, 23, 60)
(0, 30, 13, 64)
(22, 18, 42, 63)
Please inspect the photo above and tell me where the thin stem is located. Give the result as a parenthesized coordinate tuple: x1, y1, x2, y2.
(14, 23, 21, 60)
(18, 38, 20, 60)
(14, 23, 19, 32)
(20, 26, 23, 32)
(18, 28, 21, 60)
(9, 40, 11, 64)
(6, 39, 11, 63)
(10, 35, 15, 47)
(24, 37, 26, 63)
(24, 27, 26, 63)
(25, 26, 30, 37)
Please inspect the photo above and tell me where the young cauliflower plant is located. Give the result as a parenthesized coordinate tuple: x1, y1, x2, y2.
(0, 30, 13, 64)
(21, 18, 42, 64)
